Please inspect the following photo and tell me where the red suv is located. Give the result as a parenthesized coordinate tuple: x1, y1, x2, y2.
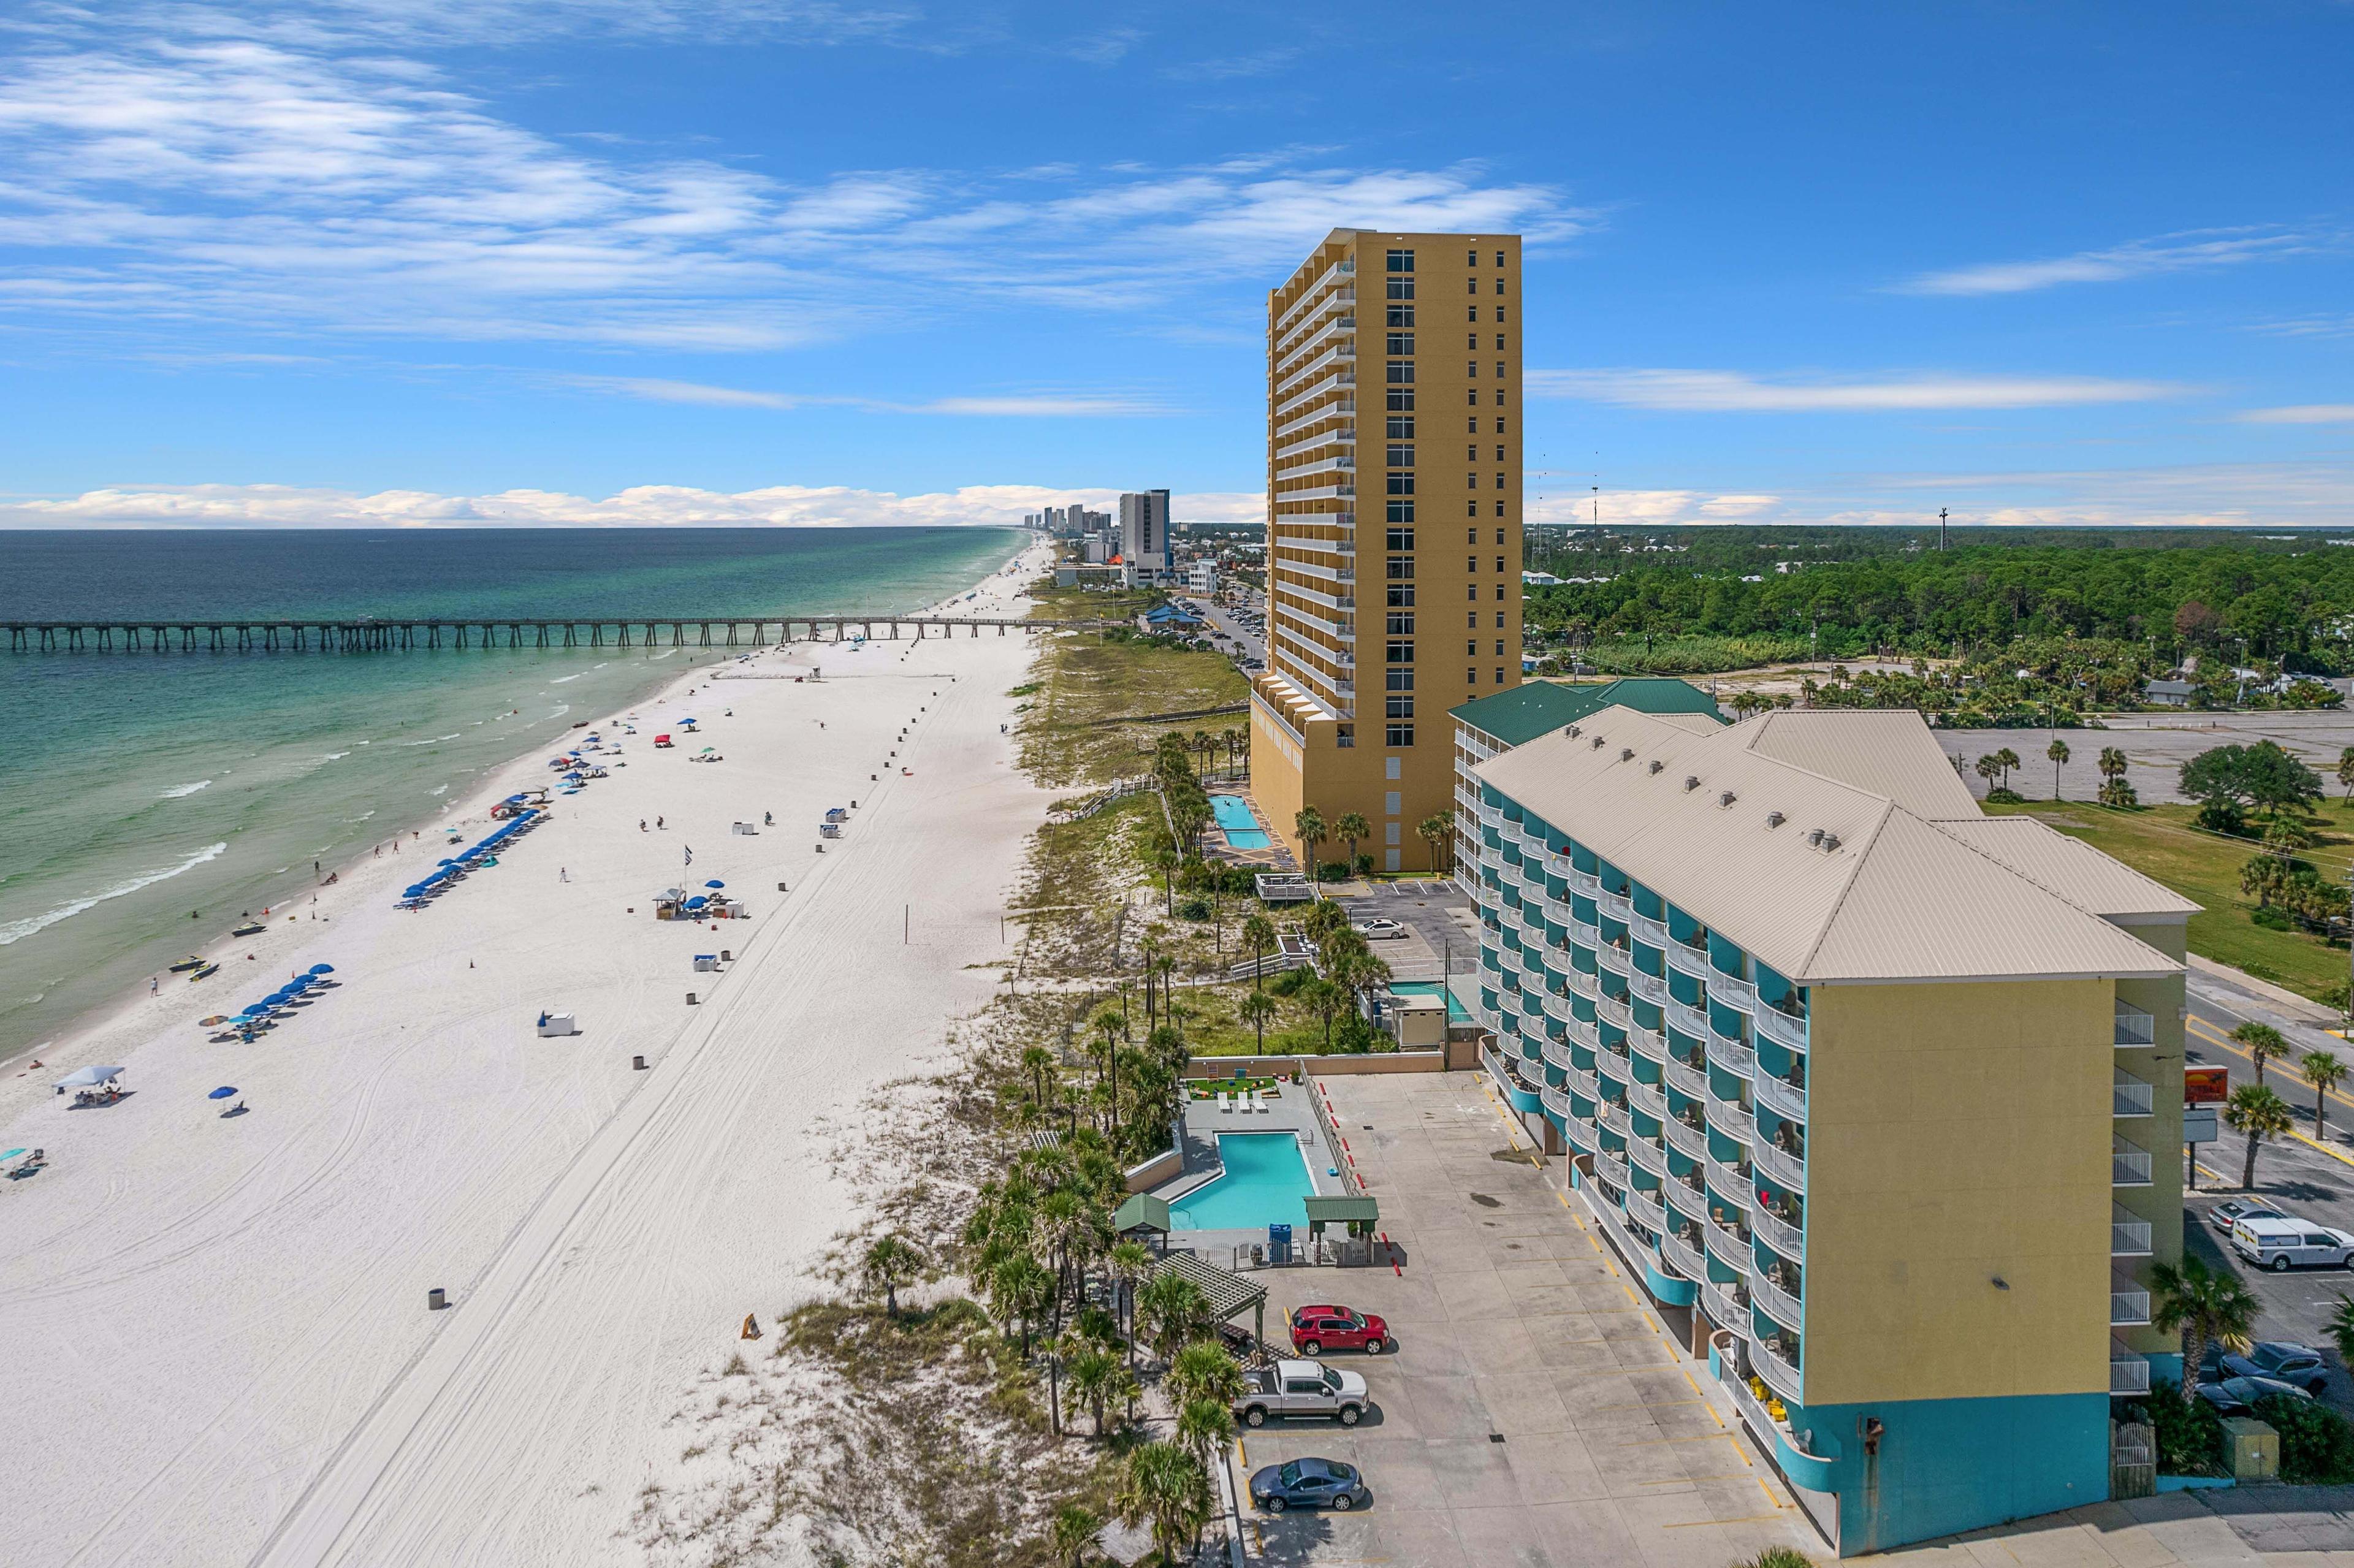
(1289, 1304, 1388, 1355)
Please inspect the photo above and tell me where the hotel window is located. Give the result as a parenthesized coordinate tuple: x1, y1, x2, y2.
(1495, 501, 1506, 518)
(1386, 389, 1415, 412)
(1386, 474, 1414, 495)
(1386, 278, 1414, 300)
(1386, 584, 1415, 607)
(1466, 611, 1478, 628)
(1495, 446, 1506, 462)
(1386, 333, 1415, 355)
(1495, 641, 1507, 657)
(1386, 416, 1415, 438)
(1387, 640, 1415, 663)
(1496, 417, 1507, 433)
(1495, 277, 1506, 294)
(1387, 249, 1414, 272)
(1467, 474, 1479, 489)
(1387, 612, 1415, 634)
(1495, 555, 1505, 572)
(1387, 500, 1414, 522)
(1466, 332, 1478, 350)
(1387, 444, 1414, 467)
(1495, 335, 1506, 351)
(1495, 611, 1505, 627)
(1387, 305, 1415, 327)
(1466, 444, 1478, 462)
(1466, 416, 1478, 435)
(1465, 527, 1477, 543)
(1386, 695, 1414, 719)
(1336, 723, 1354, 748)
(1466, 668, 1479, 685)
(1495, 361, 1506, 378)
(1465, 500, 1477, 518)
(1386, 723, 1415, 747)
(1466, 555, 1478, 573)
(1496, 306, 1508, 324)
(1466, 639, 1478, 655)
(1497, 667, 1506, 684)
(1466, 585, 1478, 601)
(1467, 305, 1480, 322)
(1495, 528, 1506, 545)
(1386, 527, 1415, 550)
(1467, 248, 1479, 267)
(1386, 669, 1414, 691)
(1467, 360, 1479, 377)
(1386, 557, 1414, 579)
(1386, 360, 1414, 384)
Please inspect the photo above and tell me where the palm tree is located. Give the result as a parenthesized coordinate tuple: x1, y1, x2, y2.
(1167, 1338, 1247, 1410)
(2339, 746, 2354, 804)
(1417, 813, 1453, 874)
(2307, 1049, 2348, 1138)
(1994, 747, 2021, 788)
(1107, 1240, 1153, 1364)
(1293, 805, 1327, 890)
(1176, 1395, 1235, 1477)
(1135, 1271, 1208, 1366)
(2242, 855, 2288, 910)
(1975, 754, 2000, 791)
(2151, 1254, 2260, 1400)
(990, 1251, 1053, 1355)
(2329, 1293, 2354, 1367)
(1335, 811, 1370, 878)
(1240, 913, 1276, 988)
(860, 1233, 924, 1319)
(1241, 988, 1279, 1049)
(1051, 1502, 1102, 1568)
(2225, 1083, 2295, 1191)
(1116, 1441, 1211, 1568)
(2099, 745, 2130, 786)
(1064, 1344, 1121, 1436)
(2232, 1022, 2288, 1084)
(2047, 736, 2070, 799)
(1301, 975, 1346, 1051)
(1021, 1045, 1054, 1106)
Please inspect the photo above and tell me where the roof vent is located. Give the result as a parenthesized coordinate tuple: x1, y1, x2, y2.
(1717, 790, 1737, 808)
(1683, 775, 1701, 791)
(1565, 724, 1581, 738)
(1647, 760, 1664, 775)
(1767, 811, 1785, 828)
(1620, 747, 1634, 762)
(1590, 736, 1606, 750)
(1821, 833, 1842, 853)
(1807, 828, 1823, 847)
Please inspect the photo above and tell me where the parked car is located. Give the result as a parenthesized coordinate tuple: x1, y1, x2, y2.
(2219, 1341, 2333, 1395)
(1234, 1359, 1369, 1427)
(1290, 1304, 1390, 1355)
(2230, 1216, 2354, 1271)
(1353, 918, 1407, 941)
(1249, 1456, 1369, 1513)
(2197, 1374, 2314, 1417)
(2208, 1200, 2291, 1231)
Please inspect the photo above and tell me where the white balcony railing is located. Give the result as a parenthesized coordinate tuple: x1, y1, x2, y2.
(1752, 1270, 1804, 1331)
(1753, 1139, 1807, 1195)
(1598, 996, 1632, 1029)
(2115, 1002, 2156, 1048)
(1705, 1154, 1752, 1208)
(1593, 1148, 1631, 1190)
(1666, 939, 1715, 982)
(2113, 1136, 2153, 1187)
(1625, 1184, 1667, 1233)
(1601, 1102, 1634, 1140)
(1627, 1022, 1668, 1064)
(2111, 1288, 2153, 1326)
(1664, 1116, 1708, 1160)
(2112, 1214, 2154, 1256)
(1713, 969, 1759, 1014)
(1566, 916, 1601, 951)
(1598, 889, 1635, 923)
(2111, 1352, 2152, 1396)
(1751, 1200, 1805, 1263)
(1751, 1331, 1804, 1404)
(1629, 1078, 1667, 1119)
(1661, 1228, 1707, 1282)
(1628, 908, 1672, 948)
(1664, 1056, 1709, 1102)
(1700, 1279, 1745, 1332)
(2114, 1070, 2155, 1118)
(1628, 1136, 1667, 1178)
(1753, 1070, 1807, 1125)
(1597, 943, 1633, 976)
(1666, 997, 1712, 1042)
(1752, 1000, 1808, 1053)
(1569, 868, 1603, 897)
(1629, 970, 1669, 1007)
(1541, 1084, 1572, 1122)
(1564, 1065, 1599, 1102)
(1665, 1174, 1710, 1221)
(1707, 1028, 1756, 1081)
(1705, 1217, 1752, 1272)
(1707, 1089, 1756, 1147)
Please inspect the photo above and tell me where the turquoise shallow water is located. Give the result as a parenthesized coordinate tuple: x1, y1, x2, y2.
(0, 527, 1022, 1054)
(1168, 1132, 1318, 1231)
(1209, 793, 1270, 848)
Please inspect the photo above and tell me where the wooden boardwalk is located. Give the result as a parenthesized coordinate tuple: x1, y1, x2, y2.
(3, 615, 1109, 653)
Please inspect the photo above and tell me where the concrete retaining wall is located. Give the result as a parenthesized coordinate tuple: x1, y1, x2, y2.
(1186, 1051, 1446, 1078)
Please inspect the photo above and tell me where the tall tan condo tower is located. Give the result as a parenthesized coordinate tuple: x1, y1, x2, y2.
(1252, 230, 1523, 872)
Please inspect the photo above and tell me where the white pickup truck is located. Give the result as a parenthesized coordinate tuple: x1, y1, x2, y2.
(1234, 1359, 1369, 1428)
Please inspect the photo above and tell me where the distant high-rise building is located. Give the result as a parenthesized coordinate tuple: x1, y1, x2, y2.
(1251, 230, 1523, 872)
(1119, 490, 1170, 575)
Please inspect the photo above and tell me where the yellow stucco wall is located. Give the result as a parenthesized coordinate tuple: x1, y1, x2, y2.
(2116, 919, 2188, 1357)
(1802, 978, 2113, 1407)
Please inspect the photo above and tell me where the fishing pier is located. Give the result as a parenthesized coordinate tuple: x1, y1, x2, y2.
(4, 615, 1105, 653)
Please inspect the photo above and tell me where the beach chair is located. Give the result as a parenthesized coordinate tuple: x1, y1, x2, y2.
(1216, 1092, 1231, 1115)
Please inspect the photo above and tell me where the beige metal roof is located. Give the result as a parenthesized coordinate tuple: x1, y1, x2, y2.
(1472, 706, 2182, 985)
(1933, 817, 2200, 921)
(1735, 710, 1983, 819)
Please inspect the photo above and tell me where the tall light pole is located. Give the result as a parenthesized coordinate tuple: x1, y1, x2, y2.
(1938, 507, 1948, 552)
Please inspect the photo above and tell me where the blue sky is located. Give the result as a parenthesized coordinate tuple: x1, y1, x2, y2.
(0, 0, 2347, 528)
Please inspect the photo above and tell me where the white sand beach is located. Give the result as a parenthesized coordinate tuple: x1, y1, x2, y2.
(0, 542, 1056, 1565)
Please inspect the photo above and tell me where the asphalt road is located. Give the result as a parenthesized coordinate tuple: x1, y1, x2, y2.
(2184, 974, 2354, 1400)
(1190, 595, 1267, 669)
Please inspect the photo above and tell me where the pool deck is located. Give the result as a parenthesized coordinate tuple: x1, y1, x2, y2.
(1156, 1087, 1349, 1264)
(1204, 782, 1298, 871)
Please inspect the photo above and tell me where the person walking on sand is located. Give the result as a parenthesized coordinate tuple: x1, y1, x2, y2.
(656, 816, 664, 829)
(560, 867, 569, 883)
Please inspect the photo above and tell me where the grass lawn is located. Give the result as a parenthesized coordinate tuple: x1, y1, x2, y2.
(1985, 797, 2354, 1000)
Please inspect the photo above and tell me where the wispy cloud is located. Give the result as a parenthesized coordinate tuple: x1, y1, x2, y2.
(13, 0, 933, 50)
(1164, 49, 1300, 82)
(1896, 226, 2320, 296)
(562, 376, 1170, 415)
(2237, 404, 2354, 424)
(0, 481, 1260, 528)
(0, 21, 1587, 351)
(1527, 368, 2182, 412)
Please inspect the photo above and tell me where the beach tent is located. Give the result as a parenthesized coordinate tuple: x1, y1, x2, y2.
(308, 964, 333, 975)
(704, 880, 725, 889)
(55, 1065, 124, 1090)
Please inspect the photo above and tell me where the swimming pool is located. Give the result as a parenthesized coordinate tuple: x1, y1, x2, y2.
(1392, 979, 1472, 1024)
(1211, 793, 1271, 850)
(1168, 1132, 1319, 1230)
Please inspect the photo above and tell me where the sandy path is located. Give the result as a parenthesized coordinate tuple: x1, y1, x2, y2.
(0, 544, 1054, 1566)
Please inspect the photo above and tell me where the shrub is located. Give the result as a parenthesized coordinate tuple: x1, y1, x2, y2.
(1266, 967, 1309, 998)
(2098, 778, 2141, 809)
(1175, 896, 1213, 921)
(2142, 1392, 2225, 1474)
(2196, 799, 2250, 837)
(2255, 1394, 2354, 1483)
(1734, 1550, 1816, 1568)
(1317, 861, 1351, 882)
(2253, 906, 2294, 932)
(1984, 787, 2025, 805)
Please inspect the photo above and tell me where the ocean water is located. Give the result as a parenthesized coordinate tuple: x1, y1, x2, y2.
(0, 527, 1023, 1054)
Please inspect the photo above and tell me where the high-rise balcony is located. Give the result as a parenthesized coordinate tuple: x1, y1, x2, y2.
(1752, 999, 1808, 1053)
(1750, 1330, 1804, 1404)
(1273, 397, 1355, 441)
(1283, 481, 1358, 504)
(1279, 452, 1357, 481)
(1567, 1016, 1601, 1051)
(1273, 424, 1355, 463)
(1274, 368, 1357, 421)
(1665, 1171, 1710, 1222)
(1751, 1200, 1805, 1262)
(1628, 1136, 1667, 1178)
(1625, 1184, 1668, 1233)
(1569, 868, 1603, 897)
(1275, 340, 1358, 395)
(1666, 937, 1715, 982)
(2116, 1001, 2156, 1048)
(2111, 1341, 2152, 1396)
(1629, 970, 1669, 1008)
(1712, 969, 1759, 1013)
(2111, 1287, 2153, 1327)
(1664, 1116, 1708, 1160)
(1601, 1102, 1634, 1140)
(1274, 262, 1352, 333)
(1704, 1215, 1752, 1272)
(1594, 1147, 1632, 1190)
(1540, 1035, 1575, 1074)
(1542, 989, 1577, 1027)
(1541, 894, 1577, 926)
(1564, 1065, 1599, 1102)
(1628, 907, 1672, 947)
(1597, 942, 1633, 976)
(1753, 1138, 1806, 1195)
(1568, 968, 1600, 1003)
(2114, 1069, 2155, 1118)
(1598, 996, 1632, 1029)
(1598, 888, 1635, 922)
(1665, 997, 1711, 1041)
(1627, 1021, 1668, 1064)
(1707, 1027, 1756, 1081)
(1707, 1087, 1756, 1147)
(1476, 802, 1504, 830)
(1661, 1228, 1707, 1282)
(1705, 1154, 1751, 1208)
(1664, 1056, 1709, 1102)
(2112, 1206, 2153, 1257)
(1564, 1111, 1598, 1154)
(2113, 1135, 2153, 1187)
(1753, 1269, 1804, 1331)
(1700, 1278, 1746, 1332)
(1541, 1084, 1572, 1124)
(1629, 1078, 1667, 1120)
(1753, 1070, 1807, 1126)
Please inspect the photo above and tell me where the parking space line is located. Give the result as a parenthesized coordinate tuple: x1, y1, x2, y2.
(1666, 1512, 1792, 1529)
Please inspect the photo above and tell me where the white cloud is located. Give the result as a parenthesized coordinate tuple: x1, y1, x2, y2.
(1528, 368, 2181, 412)
(1897, 227, 2318, 296)
(0, 18, 1588, 351)
(0, 481, 1268, 529)
(561, 376, 1171, 415)
(2236, 404, 2354, 425)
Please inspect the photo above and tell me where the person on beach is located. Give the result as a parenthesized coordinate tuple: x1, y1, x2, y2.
(639, 820, 646, 832)
(560, 867, 569, 882)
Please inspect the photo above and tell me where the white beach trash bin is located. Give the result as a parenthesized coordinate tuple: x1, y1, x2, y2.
(536, 1012, 579, 1037)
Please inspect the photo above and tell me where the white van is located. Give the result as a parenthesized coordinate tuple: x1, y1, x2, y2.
(2231, 1216, 2354, 1271)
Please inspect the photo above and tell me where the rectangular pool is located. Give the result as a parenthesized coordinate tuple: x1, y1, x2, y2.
(1168, 1132, 1319, 1231)
(1211, 793, 1271, 850)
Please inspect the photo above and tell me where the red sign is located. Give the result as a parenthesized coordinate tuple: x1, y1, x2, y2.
(2185, 1065, 2230, 1105)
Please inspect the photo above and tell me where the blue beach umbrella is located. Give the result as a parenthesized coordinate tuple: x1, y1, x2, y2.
(310, 964, 333, 974)
(704, 880, 724, 889)
(208, 1086, 237, 1100)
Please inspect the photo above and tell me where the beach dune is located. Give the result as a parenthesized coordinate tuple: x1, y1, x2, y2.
(0, 550, 1051, 1565)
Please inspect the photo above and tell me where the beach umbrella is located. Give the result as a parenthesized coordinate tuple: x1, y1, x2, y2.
(208, 1086, 237, 1100)
(200, 1015, 229, 1027)
(309, 964, 333, 973)
(438, 858, 456, 866)
(704, 880, 725, 889)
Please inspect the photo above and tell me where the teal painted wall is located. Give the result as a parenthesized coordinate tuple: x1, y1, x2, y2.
(1793, 1390, 2109, 1554)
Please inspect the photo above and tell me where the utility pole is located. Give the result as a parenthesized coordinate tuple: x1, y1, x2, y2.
(1939, 508, 1948, 551)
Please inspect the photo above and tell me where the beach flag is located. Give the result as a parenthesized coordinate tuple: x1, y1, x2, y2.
(684, 846, 693, 866)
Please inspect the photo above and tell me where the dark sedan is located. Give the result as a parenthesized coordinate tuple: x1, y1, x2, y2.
(1249, 1457, 1369, 1513)
(2219, 1341, 2332, 1395)
(2196, 1374, 2313, 1417)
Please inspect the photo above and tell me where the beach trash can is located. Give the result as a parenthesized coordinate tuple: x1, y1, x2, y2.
(1268, 1223, 1293, 1265)
(429, 1287, 448, 1311)
(686, 992, 698, 1005)
(632, 1054, 647, 1070)
(693, 955, 719, 973)
(721, 950, 732, 962)
(536, 1012, 578, 1038)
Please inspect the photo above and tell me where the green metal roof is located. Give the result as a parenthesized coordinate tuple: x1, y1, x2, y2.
(1450, 677, 1724, 747)
(1302, 1195, 1381, 1224)
(1113, 1193, 1171, 1234)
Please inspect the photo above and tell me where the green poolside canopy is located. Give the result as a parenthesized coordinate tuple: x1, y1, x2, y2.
(1113, 1193, 1171, 1236)
(1303, 1195, 1381, 1233)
